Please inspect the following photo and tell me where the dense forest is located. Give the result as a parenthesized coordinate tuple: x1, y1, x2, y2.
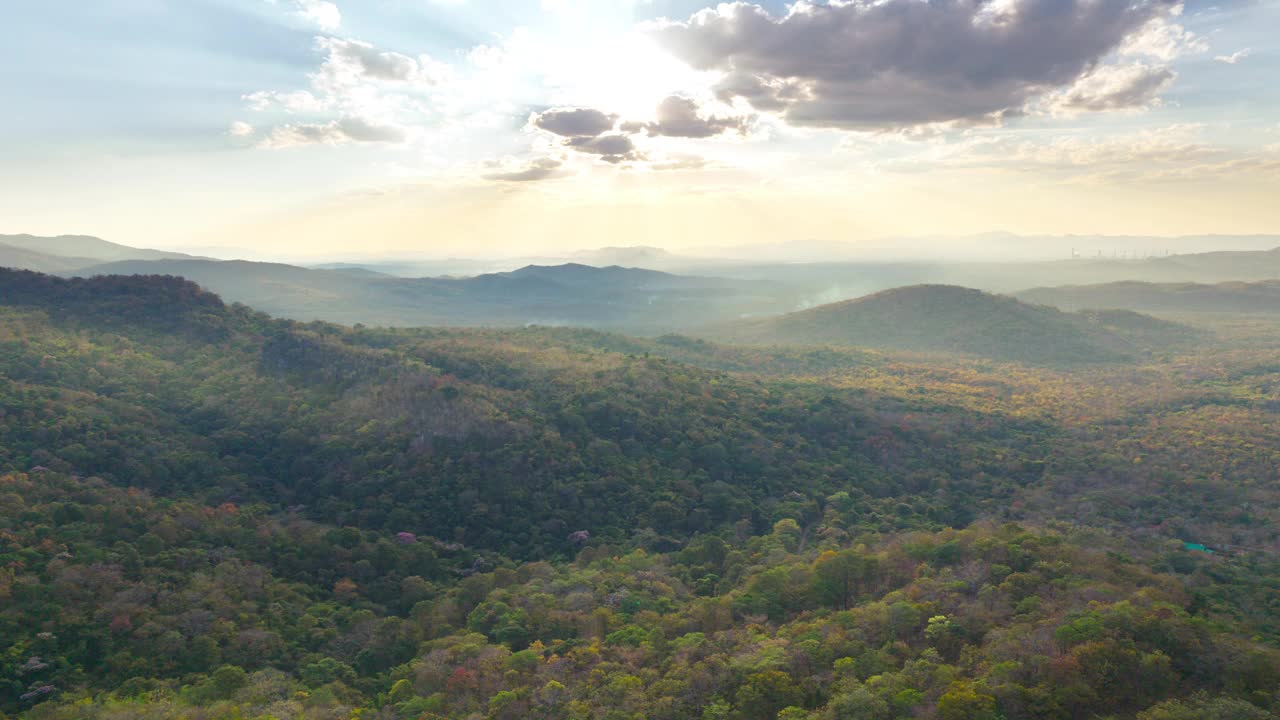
(1, 269, 1278, 719)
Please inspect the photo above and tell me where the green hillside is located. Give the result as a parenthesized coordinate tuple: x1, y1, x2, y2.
(0, 271, 1021, 556)
(706, 285, 1198, 365)
(0, 269, 1277, 719)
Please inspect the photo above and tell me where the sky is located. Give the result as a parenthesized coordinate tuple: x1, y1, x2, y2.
(1, 0, 1278, 260)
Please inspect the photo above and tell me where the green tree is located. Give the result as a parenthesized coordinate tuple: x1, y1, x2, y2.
(812, 550, 877, 610)
(736, 671, 805, 720)
(937, 681, 998, 720)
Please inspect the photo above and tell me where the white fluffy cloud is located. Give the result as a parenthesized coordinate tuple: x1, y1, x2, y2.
(258, 117, 407, 149)
(312, 38, 450, 92)
(297, 0, 341, 30)
(243, 90, 327, 113)
(1048, 63, 1176, 114)
(651, 0, 1191, 129)
(1215, 49, 1251, 64)
(1119, 14, 1207, 62)
(244, 35, 450, 149)
(244, 37, 446, 119)
(271, 0, 341, 31)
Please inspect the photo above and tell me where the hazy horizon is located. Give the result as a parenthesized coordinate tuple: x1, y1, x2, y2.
(9, 230, 1280, 269)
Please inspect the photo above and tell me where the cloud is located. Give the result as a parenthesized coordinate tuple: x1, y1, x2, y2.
(650, 0, 1188, 130)
(273, 0, 341, 31)
(527, 96, 748, 167)
(258, 117, 407, 148)
(483, 157, 571, 182)
(1141, 154, 1280, 182)
(882, 124, 1280, 184)
(313, 37, 449, 91)
(1215, 48, 1251, 64)
(243, 90, 327, 113)
(245, 35, 450, 150)
(1048, 63, 1176, 114)
(625, 95, 753, 138)
(243, 38, 447, 123)
(1002, 126, 1219, 171)
(533, 108, 619, 137)
(298, 0, 341, 30)
(229, 121, 255, 137)
(1119, 15, 1208, 61)
(565, 133, 641, 163)
(648, 153, 712, 171)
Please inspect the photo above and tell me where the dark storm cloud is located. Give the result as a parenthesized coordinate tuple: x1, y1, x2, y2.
(650, 0, 1182, 129)
(532, 108, 620, 137)
(565, 133, 642, 163)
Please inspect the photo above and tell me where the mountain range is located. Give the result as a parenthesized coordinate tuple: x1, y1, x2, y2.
(71, 258, 792, 331)
(702, 285, 1199, 365)
(6, 232, 1280, 336)
(0, 233, 195, 264)
(1018, 280, 1280, 314)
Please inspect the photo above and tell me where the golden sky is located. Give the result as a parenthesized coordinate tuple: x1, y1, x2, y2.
(2, 0, 1277, 259)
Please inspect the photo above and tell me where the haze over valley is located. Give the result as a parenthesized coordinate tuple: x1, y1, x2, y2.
(12, 232, 1280, 335)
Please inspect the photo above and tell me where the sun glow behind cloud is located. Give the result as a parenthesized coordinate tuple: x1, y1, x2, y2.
(0, 0, 1277, 256)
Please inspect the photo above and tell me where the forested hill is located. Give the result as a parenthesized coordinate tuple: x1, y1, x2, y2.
(2, 269, 1279, 719)
(704, 285, 1199, 365)
(0, 267, 224, 315)
(65, 259, 793, 331)
(0, 269, 1033, 556)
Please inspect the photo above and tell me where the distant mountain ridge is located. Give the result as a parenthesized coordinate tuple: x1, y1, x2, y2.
(704, 284, 1198, 365)
(6, 231, 1280, 335)
(1017, 280, 1280, 314)
(0, 234, 197, 263)
(0, 241, 94, 273)
(67, 258, 792, 331)
(494, 263, 736, 290)
(569, 246, 688, 270)
(693, 234, 1280, 263)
